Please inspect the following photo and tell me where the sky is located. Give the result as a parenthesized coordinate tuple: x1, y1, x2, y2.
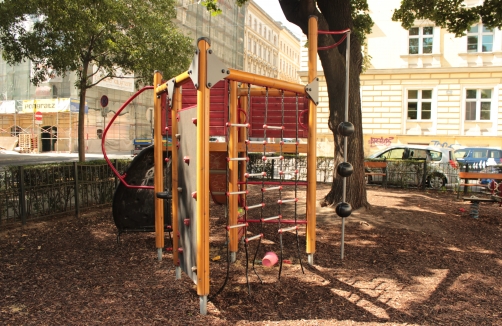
(252, 0, 303, 38)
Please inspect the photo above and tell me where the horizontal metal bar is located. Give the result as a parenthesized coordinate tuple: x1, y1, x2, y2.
(227, 157, 249, 162)
(279, 226, 299, 233)
(226, 190, 248, 195)
(277, 198, 298, 204)
(244, 172, 267, 178)
(226, 223, 248, 230)
(226, 123, 250, 128)
(263, 124, 284, 130)
(245, 140, 267, 145)
(261, 186, 282, 192)
(262, 215, 281, 221)
(262, 155, 284, 161)
(245, 203, 265, 210)
(245, 233, 263, 242)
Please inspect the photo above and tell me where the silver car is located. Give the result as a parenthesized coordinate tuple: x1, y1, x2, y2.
(366, 145, 458, 188)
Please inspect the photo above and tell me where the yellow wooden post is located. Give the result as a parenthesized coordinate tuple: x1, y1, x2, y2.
(306, 16, 318, 264)
(171, 85, 181, 273)
(196, 38, 210, 313)
(153, 71, 165, 261)
(228, 81, 238, 255)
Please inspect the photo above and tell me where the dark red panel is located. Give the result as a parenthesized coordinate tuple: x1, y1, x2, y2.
(161, 79, 310, 139)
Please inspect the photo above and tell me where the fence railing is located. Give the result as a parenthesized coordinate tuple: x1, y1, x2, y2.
(0, 160, 129, 229)
(247, 154, 462, 189)
(3, 155, 499, 229)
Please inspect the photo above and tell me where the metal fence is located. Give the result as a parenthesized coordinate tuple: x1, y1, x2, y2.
(0, 160, 130, 229)
(247, 154, 463, 190)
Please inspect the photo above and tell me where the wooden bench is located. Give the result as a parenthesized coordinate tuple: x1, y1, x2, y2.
(457, 172, 502, 198)
(365, 160, 387, 187)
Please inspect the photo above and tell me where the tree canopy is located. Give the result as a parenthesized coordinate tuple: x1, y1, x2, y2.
(393, 0, 502, 36)
(0, 0, 193, 160)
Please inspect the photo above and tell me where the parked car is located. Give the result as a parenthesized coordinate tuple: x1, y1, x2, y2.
(366, 145, 458, 188)
(455, 147, 502, 168)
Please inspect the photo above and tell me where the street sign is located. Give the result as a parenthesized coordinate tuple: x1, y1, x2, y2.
(35, 111, 42, 124)
(100, 95, 109, 108)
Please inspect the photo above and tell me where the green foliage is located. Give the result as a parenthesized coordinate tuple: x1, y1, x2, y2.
(0, 0, 193, 86)
(351, 0, 374, 44)
(392, 0, 502, 37)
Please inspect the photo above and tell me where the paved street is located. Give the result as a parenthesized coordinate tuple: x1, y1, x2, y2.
(0, 151, 132, 170)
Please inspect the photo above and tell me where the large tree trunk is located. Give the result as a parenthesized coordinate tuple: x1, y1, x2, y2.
(280, 0, 369, 209)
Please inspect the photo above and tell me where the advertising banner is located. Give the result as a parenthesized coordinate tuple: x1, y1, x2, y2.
(21, 98, 88, 113)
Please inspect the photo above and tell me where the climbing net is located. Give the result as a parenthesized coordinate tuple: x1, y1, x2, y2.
(219, 84, 306, 294)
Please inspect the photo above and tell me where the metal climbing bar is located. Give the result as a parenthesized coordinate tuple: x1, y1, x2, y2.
(277, 198, 298, 204)
(244, 172, 267, 178)
(279, 226, 299, 233)
(245, 234, 263, 242)
(263, 124, 284, 130)
(226, 223, 248, 230)
(226, 190, 248, 196)
(262, 215, 281, 222)
(245, 140, 267, 145)
(226, 122, 250, 128)
(262, 155, 283, 161)
(261, 186, 282, 192)
(227, 157, 249, 162)
(245, 203, 265, 210)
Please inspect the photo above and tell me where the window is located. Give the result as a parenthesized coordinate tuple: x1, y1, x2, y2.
(247, 38, 251, 51)
(380, 148, 405, 159)
(408, 27, 433, 54)
(467, 24, 493, 52)
(465, 89, 492, 120)
(407, 90, 432, 120)
(254, 19, 257, 30)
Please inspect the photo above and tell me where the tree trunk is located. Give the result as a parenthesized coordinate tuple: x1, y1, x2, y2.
(280, 0, 369, 210)
(78, 63, 88, 162)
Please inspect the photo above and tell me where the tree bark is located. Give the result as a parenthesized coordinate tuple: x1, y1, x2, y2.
(78, 63, 88, 162)
(279, 0, 369, 209)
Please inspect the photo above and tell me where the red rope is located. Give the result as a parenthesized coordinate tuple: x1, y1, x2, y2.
(318, 33, 348, 51)
(102, 86, 155, 190)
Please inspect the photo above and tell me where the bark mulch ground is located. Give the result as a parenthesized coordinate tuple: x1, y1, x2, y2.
(1, 184, 501, 325)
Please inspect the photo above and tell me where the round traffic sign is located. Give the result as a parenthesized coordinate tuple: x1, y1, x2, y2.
(100, 95, 109, 108)
(35, 111, 43, 120)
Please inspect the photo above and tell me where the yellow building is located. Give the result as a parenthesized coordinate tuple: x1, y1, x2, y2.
(300, 0, 502, 157)
(244, 0, 300, 82)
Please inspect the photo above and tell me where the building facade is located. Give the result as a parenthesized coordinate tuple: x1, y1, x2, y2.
(244, 1, 300, 82)
(300, 0, 502, 157)
(0, 1, 246, 153)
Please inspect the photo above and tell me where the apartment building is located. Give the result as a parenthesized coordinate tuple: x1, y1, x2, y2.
(300, 0, 502, 156)
(0, 1, 246, 153)
(244, 1, 300, 82)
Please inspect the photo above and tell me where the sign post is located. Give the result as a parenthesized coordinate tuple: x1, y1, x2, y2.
(35, 111, 43, 125)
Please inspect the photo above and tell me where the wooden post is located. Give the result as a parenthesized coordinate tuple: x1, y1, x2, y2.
(306, 16, 318, 264)
(229, 81, 239, 255)
(196, 38, 210, 314)
(153, 71, 165, 260)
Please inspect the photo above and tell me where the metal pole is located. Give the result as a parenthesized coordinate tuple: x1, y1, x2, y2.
(74, 162, 80, 217)
(19, 166, 26, 225)
(341, 31, 351, 260)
